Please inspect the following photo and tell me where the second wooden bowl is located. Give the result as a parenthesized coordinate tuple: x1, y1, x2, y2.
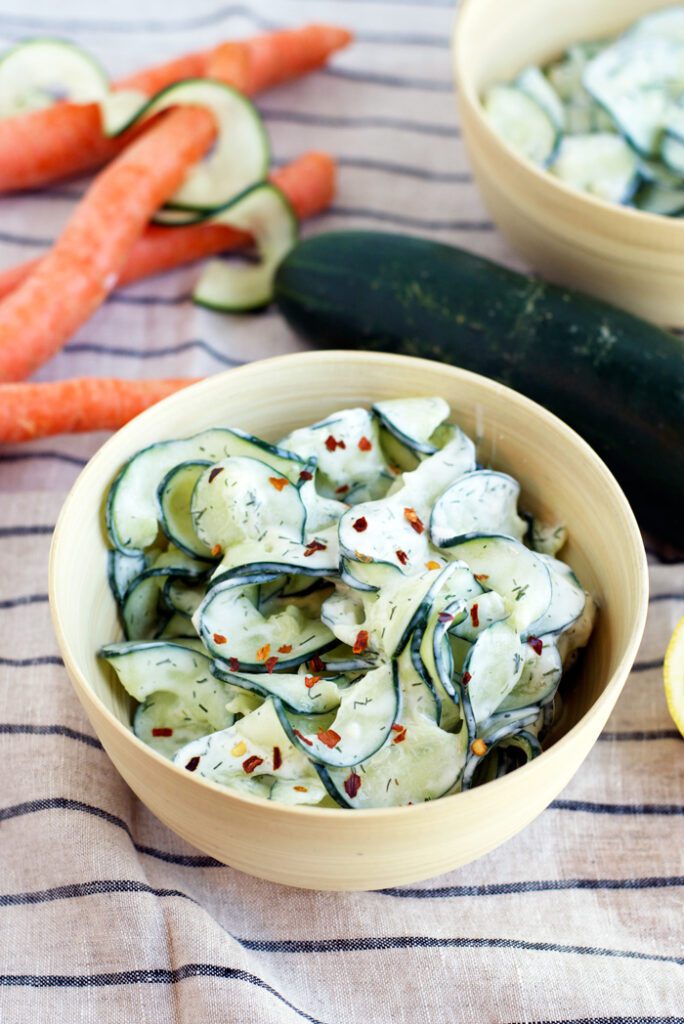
(454, 0, 684, 325)
(49, 351, 648, 890)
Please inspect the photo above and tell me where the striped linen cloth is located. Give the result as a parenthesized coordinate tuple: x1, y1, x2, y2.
(1, 1, 683, 1021)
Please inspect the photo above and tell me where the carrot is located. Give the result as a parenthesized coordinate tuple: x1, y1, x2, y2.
(0, 378, 198, 443)
(0, 152, 336, 299)
(0, 25, 351, 194)
(0, 105, 216, 383)
(208, 24, 353, 93)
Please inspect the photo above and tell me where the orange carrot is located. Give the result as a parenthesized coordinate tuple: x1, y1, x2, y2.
(0, 152, 336, 299)
(0, 378, 198, 442)
(208, 24, 353, 93)
(0, 25, 351, 194)
(0, 105, 216, 383)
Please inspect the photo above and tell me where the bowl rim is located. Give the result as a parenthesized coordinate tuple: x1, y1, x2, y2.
(48, 349, 649, 820)
(452, 0, 684, 234)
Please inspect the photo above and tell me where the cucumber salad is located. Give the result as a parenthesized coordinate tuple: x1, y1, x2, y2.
(99, 398, 596, 809)
(484, 5, 684, 216)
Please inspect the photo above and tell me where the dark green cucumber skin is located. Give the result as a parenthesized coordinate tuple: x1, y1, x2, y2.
(275, 231, 684, 545)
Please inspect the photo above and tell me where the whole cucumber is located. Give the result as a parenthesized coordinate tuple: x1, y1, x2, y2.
(275, 231, 683, 546)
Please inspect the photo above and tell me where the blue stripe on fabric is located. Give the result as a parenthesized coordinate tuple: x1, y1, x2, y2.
(321, 67, 452, 91)
(324, 205, 494, 231)
(262, 108, 458, 136)
(0, 723, 101, 749)
(0, 451, 87, 468)
(599, 730, 682, 742)
(0, 594, 49, 610)
(239, 934, 684, 967)
(0, 656, 63, 667)
(0, 964, 326, 1023)
(508, 1018, 684, 1024)
(0, 525, 53, 538)
(0, 797, 222, 867)
(63, 339, 246, 367)
(0, 878, 191, 908)
(551, 799, 684, 816)
(382, 875, 684, 899)
(335, 155, 472, 182)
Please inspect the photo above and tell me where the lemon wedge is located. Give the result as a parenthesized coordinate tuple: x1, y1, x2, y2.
(664, 615, 684, 738)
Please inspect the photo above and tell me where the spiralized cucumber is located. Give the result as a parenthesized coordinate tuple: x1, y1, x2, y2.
(482, 5, 684, 217)
(99, 397, 595, 808)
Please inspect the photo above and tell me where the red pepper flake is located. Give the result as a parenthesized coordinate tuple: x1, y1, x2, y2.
(269, 476, 289, 492)
(242, 755, 264, 774)
(325, 435, 346, 452)
(527, 636, 543, 656)
(304, 675, 321, 689)
(272, 746, 282, 771)
(470, 602, 480, 628)
(395, 549, 408, 565)
(278, 644, 292, 654)
(462, 671, 472, 686)
(185, 756, 200, 772)
(352, 516, 368, 533)
(151, 727, 173, 737)
(438, 611, 454, 624)
(294, 785, 308, 793)
(304, 539, 327, 557)
(265, 656, 279, 674)
(403, 507, 424, 534)
(229, 657, 240, 672)
(256, 643, 271, 662)
(471, 738, 487, 757)
(211, 543, 222, 558)
(293, 728, 313, 747)
(308, 655, 326, 673)
(353, 629, 369, 655)
(344, 772, 362, 798)
(474, 573, 490, 582)
(317, 728, 341, 749)
(391, 723, 407, 744)
(212, 633, 227, 646)
(335, 484, 350, 495)
(425, 561, 441, 571)
(358, 435, 372, 451)
(298, 469, 313, 482)
(208, 466, 223, 483)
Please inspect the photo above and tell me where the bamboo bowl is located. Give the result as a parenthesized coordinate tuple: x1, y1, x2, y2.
(454, 0, 684, 325)
(49, 351, 648, 890)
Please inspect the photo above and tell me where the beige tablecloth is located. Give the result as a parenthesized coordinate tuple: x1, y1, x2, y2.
(1, 1, 683, 1021)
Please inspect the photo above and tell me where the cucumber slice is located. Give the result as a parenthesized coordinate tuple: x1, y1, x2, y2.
(0, 38, 108, 118)
(661, 130, 684, 176)
(320, 588, 367, 650)
(556, 594, 597, 669)
(212, 662, 348, 714)
(107, 428, 305, 554)
(634, 180, 684, 216)
(499, 638, 562, 712)
(463, 722, 541, 790)
(484, 84, 560, 165)
(195, 573, 335, 668)
(318, 667, 466, 808)
(280, 408, 389, 501)
(191, 456, 306, 552)
(529, 519, 567, 556)
(162, 577, 205, 618)
(339, 499, 431, 577)
(550, 133, 639, 203)
(372, 396, 450, 456)
(462, 620, 526, 724)
(298, 473, 347, 533)
(193, 183, 298, 312)
(173, 698, 325, 805)
(546, 43, 605, 102)
(627, 6, 684, 44)
(212, 529, 339, 581)
(99, 640, 234, 758)
(361, 564, 458, 659)
(99, 88, 146, 136)
(530, 554, 586, 637)
(276, 661, 399, 768)
(158, 460, 214, 560)
(107, 79, 269, 212)
(391, 429, 476, 509)
(430, 470, 525, 548)
(449, 590, 508, 643)
(395, 644, 440, 724)
(444, 534, 552, 635)
(121, 548, 209, 640)
(583, 37, 681, 157)
(516, 65, 565, 131)
(107, 549, 149, 606)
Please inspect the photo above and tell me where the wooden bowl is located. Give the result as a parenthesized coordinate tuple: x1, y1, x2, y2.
(49, 351, 648, 890)
(454, 0, 684, 325)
